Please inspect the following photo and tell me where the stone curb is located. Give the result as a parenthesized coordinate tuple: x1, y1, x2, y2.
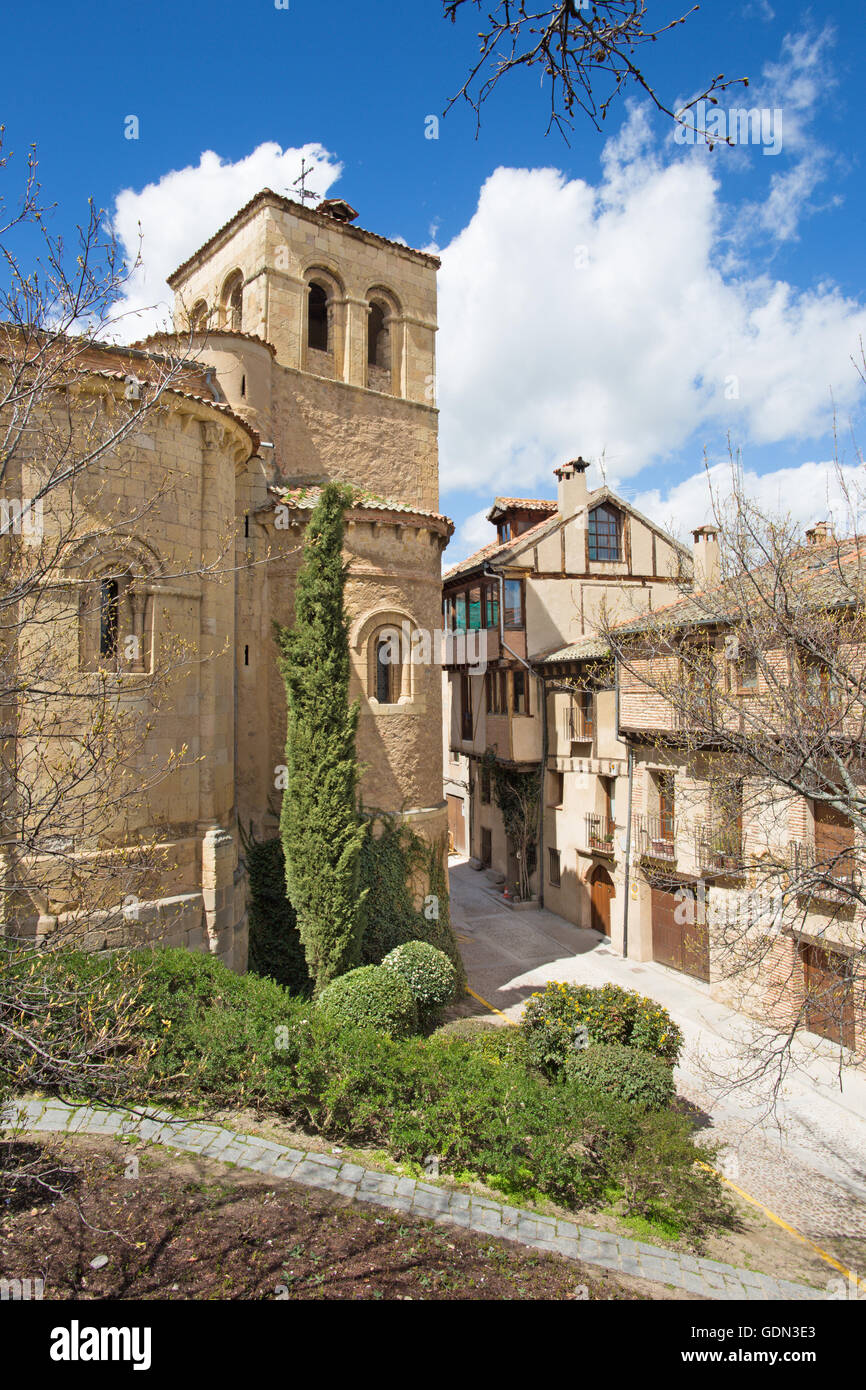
(2, 1098, 827, 1302)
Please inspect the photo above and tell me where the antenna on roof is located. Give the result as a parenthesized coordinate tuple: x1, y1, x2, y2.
(291, 158, 320, 206)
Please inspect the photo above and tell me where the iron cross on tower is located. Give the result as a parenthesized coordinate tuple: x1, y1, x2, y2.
(292, 158, 320, 205)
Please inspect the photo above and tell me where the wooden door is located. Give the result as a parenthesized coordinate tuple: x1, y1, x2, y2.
(651, 883, 709, 982)
(590, 866, 614, 936)
(447, 794, 465, 856)
(802, 943, 855, 1048)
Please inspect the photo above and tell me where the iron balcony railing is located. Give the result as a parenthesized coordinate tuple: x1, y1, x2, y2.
(695, 822, 745, 877)
(559, 701, 593, 743)
(586, 813, 616, 856)
(633, 813, 677, 863)
(790, 840, 860, 897)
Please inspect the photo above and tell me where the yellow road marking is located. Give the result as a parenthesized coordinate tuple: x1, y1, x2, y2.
(463, 984, 863, 1291)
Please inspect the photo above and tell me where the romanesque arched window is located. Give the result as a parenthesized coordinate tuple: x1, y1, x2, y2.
(75, 542, 158, 674)
(189, 300, 209, 333)
(220, 271, 243, 332)
(308, 282, 329, 352)
(368, 301, 389, 371)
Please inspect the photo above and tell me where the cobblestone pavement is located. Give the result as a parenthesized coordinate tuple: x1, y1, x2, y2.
(448, 860, 866, 1264)
(3, 1097, 827, 1301)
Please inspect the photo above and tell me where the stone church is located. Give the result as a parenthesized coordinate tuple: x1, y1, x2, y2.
(10, 191, 451, 971)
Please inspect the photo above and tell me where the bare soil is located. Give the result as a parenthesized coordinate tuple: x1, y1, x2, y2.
(0, 1135, 674, 1301)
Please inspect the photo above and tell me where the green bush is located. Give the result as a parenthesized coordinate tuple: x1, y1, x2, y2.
(565, 1042, 675, 1111)
(32, 947, 729, 1246)
(520, 981, 683, 1073)
(243, 833, 312, 996)
(431, 1017, 531, 1067)
(381, 941, 457, 1027)
(316, 964, 417, 1038)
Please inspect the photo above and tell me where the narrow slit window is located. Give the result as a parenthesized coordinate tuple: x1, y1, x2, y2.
(99, 578, 119, 659)
(308, 283, 329, 351)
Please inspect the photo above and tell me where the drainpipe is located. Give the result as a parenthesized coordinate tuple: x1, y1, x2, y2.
(616, 663, 634, 959)
(483, 564, 543, 903)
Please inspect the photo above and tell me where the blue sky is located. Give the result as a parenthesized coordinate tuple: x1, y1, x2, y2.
(5, 0, 866, 560)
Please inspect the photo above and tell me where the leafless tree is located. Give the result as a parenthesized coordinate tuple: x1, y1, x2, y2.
(601, 418, 866, 1095)
(444, 0, 748, 140)
(0, 132, 240, 1118)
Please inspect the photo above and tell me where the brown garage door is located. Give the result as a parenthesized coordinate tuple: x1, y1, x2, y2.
(651, 883, 709, 982)
(447, 794, 466, 856)
(801, 943, 855, 1049)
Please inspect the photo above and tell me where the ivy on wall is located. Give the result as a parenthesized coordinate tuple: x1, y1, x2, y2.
(359, 812, 465, 990)
(481, 749, 540, 901)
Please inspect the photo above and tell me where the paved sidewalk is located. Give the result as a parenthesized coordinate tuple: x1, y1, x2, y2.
(449, 859, 866, 1250)
(3, 1097, 826, 1301)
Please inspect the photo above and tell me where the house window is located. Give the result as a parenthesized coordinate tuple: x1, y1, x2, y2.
(454, 592, 467, 631)
(189, 299, 208, 332)
(467, 586, 482, 630)
(588, 504, 621, 562)
(308, 282, 329, 351)
(485, 670, 506, 714)
(480, 765, 491, 804)
(497, 522, 508, 544)
(460, 671, 473, 741)
(737, 653, 757, 691)
(548, 770, 564, 807)
(504, 579, 523, 628)
(601, 775, 616, 824)
(484, 583, 500, 630)
(513, 669, 530, 716)
(657, 772, 676, 841)
(99, 578, 120, 660)
(548, 848, 561, 886)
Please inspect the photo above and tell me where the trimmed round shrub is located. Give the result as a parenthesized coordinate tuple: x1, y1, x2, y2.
(316, 964, 417, 1038)
(381, 941, 457, 1019)
(520, 981, 683, 1074)
(565, 1042, 676, 1111)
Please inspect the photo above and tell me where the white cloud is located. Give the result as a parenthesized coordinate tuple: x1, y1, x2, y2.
(629, 457, 866, 542)
(446, 505, 497, 567)
(109, 143, 342, 339)
(436, 121, 866, 497)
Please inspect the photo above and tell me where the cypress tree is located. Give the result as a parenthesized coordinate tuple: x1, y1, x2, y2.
(275, 483, 367, 990)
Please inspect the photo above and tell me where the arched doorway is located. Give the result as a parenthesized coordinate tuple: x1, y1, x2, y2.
(589, 865, 614, 937)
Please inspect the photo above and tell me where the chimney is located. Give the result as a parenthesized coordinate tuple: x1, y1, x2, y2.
(554, 457, 589, 520)
(805, 520, 834, 546)
(692, 524, 720, 590)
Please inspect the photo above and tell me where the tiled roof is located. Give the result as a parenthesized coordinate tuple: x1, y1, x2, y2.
(167, 189, 440, 286)
(613, 534, 866, 636)
(267, 483, 453, 532)
(486, 497, 558, 521)
(535, 638, 611, 664)
(133, 329, 277, 357)
(75, 367, 261, 450)
(443, 510, 558, 581)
